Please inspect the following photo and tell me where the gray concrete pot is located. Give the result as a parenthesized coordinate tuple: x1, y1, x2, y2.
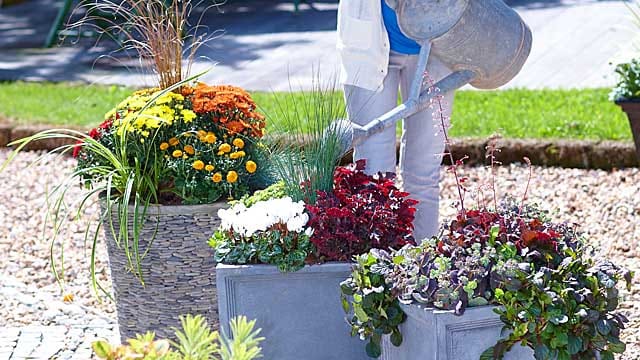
(103, 201, 226, 341)
(216, 263, 369, 360)
(381, 304, 534, 360)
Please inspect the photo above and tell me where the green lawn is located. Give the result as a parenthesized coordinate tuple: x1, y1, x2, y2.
(0, 81, 631, 141)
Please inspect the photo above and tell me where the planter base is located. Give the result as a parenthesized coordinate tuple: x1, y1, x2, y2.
(381, 305, 534, 360)
(217, 263, 368, 360)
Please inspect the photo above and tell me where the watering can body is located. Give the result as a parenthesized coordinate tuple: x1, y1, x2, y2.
(393, 0, 532, 89)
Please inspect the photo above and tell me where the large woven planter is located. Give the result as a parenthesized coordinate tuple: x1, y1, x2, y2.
(102, 201, 225, 341)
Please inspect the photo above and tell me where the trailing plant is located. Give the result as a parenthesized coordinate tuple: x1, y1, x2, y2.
(209, 189, 314, 272)
(92, 314, 264, 360)
(306, 159, 418, 262)
(342, 199, 633, 359)
(339, 249, 408, 358)
(341, 74, 633, 359)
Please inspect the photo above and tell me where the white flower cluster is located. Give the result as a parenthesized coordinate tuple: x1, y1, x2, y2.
(218, 197, 313, 238)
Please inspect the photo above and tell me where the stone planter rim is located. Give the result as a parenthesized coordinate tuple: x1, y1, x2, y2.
(99, 193, 226, 216)
(399, 302, 500, 319)
(216, 261, 354, 273)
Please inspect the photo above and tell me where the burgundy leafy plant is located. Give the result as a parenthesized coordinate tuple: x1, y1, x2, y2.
(305, 159, 418, 262)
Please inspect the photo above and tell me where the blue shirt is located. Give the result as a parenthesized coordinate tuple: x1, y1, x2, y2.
(381, 0, 421, 55)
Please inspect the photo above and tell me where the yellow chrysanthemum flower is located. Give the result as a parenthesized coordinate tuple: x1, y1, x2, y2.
(212, 172, 223, 183)
(172, 150, 183, 158)
(159, 142, 169, 151)
(226, 171, 238, 183)
(229, 151, 246, 160)
(184, 145, 196, 155)
(232, 138, 245, 149)
(197, 130, 207, 140)
(218, 143, 231, 153)
(181, 109, 197, 123)
(192, 160, 205, 170)
(169, 137, 180, 146)
(245, 161, 257, 174)
(205, 164, 215, 172)
(205, 133, 217, 144)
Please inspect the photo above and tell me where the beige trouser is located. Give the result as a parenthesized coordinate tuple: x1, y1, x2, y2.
(344, 51, 454, 240)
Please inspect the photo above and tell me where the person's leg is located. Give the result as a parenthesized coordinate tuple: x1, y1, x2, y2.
(398, 54, 454, 240)
(343, 53, 403, 174)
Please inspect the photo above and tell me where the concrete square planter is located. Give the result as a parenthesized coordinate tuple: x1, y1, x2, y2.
(381, 304, 534, 360)
(216, 262, 369, 360)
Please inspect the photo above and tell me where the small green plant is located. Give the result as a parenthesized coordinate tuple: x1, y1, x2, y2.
(92, 314, 264, 360)
(610, 59, 640, 101)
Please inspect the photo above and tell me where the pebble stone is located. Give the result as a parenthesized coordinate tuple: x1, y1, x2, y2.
(0, 149, 638, 359)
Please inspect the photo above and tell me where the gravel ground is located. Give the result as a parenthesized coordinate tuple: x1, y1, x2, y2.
(0, 149, 638, 358)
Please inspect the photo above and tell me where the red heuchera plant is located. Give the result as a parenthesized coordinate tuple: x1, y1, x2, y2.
(306, 159, 418, 261)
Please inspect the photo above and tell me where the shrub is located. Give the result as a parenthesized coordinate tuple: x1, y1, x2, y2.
(306, 159, 418, 262)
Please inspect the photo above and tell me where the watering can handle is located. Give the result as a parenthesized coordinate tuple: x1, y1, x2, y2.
(351, 69, 476, 146)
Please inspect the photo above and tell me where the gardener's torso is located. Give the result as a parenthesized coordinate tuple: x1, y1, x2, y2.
(336, 0, 421, 90)
(381, 0, 421, 55)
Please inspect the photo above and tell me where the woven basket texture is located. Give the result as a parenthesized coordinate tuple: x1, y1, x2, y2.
(102, 201, 225, 341)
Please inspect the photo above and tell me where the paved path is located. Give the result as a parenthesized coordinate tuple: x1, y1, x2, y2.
(0, 277, 118, 360)
(0, 326, 117, 360)
(0, 0, 636, 90)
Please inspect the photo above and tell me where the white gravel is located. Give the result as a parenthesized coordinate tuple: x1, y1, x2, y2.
(0, 149, 638, 358)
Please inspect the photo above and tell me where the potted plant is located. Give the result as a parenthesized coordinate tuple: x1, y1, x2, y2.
(342, 196, 632, 359)
(341, 147, 633, 360)
(1, 0, 272, 340)
(611, 58, 640, 160)
(209, 89, 419, 360)
(342, 83, 633, 359)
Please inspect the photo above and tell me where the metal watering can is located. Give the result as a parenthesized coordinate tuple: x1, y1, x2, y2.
(339, 0, 532, 149)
